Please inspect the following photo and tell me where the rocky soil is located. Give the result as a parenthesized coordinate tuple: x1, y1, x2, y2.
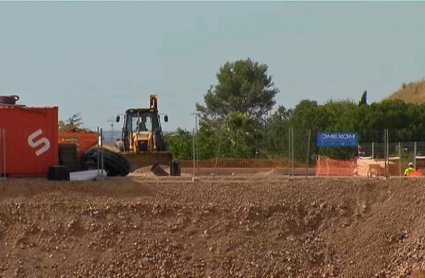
(1, 177, 425, 277)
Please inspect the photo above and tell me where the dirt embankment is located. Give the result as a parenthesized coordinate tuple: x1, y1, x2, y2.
(0, 178, 425, 277)
(387, 80, 425, 104)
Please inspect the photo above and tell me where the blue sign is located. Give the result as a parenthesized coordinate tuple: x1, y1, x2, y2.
(317, 132, 358, 147)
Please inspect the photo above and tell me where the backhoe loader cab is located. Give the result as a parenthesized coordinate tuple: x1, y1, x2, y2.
(116, 109, 168, 152)
(114, 95, 172, 171)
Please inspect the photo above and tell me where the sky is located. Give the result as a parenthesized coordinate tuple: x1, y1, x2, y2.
(1, 1, 425, 132)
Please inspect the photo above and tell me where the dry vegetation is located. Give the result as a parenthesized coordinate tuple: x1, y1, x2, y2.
(387, 80, 425, 104)
(58, 124, 95, 134)
(1, 177, 425, 277)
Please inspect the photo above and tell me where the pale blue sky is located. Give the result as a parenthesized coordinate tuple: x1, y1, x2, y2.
(1, 1, 425, 132)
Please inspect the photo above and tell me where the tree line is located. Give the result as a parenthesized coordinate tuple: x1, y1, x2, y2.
(59, 58, 425, 163)
(166, 58, 425, 163)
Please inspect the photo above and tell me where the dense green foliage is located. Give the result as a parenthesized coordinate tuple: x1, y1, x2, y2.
(166, 58, 425, 162)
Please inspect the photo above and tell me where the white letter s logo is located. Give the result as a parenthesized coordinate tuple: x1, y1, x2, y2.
(28, 129, 51, 156)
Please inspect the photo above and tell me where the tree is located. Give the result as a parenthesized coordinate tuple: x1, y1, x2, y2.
(288, 99, 360, 161)
(196, 127, 221, 159)
(359, 91, 368, 106)
(165, 128, 193, 160)
(292, 99, 318, 115)
(196, 58, 279, 130)
(221, 112, 256, 158)
(168, 94, 425, 162)
(288, 104, 332, 162)
(59, 113, 93, 133)
(66, 113, 84, 127)
(262, 105, 293, 158)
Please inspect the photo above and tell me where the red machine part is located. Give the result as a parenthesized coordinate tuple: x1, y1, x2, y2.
(58, 132, 99, 155)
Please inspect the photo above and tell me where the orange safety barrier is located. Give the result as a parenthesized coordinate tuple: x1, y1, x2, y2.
(316, 157, 357, 176)
(179, 158, 316, 175)
(409, 170, 424, 177)
(317, 156, 425, 177)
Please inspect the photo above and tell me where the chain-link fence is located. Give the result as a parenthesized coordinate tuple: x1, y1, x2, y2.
(175, 127, 425, 177)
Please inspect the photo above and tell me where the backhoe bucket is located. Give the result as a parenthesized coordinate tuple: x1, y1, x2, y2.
(121, 152, 173, 172)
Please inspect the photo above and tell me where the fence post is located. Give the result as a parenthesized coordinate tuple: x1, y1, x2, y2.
(288, 128, 291, 176)
(414, 141, 417, 169)
(387, 129, 390, 178)
(372, 142, 375, 158)
(100, 128, 104, 177)
(383, 132, 386, 177)
(195, 113, 199, 176)
(96, 127, 105, 179)
(192, 128, 195, 176)
(384, 129, 389, 178)
(305, 129, 311, 178)
(196, 131, 199, 176)
(212, 127, 224, 179)
(398, 142, 401, 176)
(291, 127, 294, 176)
(97, 127, 100, 177)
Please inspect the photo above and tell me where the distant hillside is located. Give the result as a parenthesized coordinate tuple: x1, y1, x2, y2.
(102, 130, 121, 144)
(386, 80, 425, 104)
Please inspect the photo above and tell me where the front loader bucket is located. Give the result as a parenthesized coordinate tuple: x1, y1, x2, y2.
(121, 152, 173, 172)
(150, 162, 170, 176)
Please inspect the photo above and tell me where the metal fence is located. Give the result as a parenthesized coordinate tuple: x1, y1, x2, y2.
(177, 128, 425, 177)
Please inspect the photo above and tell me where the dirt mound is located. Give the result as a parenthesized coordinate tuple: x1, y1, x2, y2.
(387, 80, 425, 104)
(59, 123, 95, 133)
(1, 178, 425, 277)
(254, 169, 282, 176)
(132, 164, 170, 176)
(412, 270, 425, 278)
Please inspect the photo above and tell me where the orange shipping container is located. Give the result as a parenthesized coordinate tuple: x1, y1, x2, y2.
(0, 106, 59, 178)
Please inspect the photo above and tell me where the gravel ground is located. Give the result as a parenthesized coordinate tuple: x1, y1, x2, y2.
(1, 177, 425, 277)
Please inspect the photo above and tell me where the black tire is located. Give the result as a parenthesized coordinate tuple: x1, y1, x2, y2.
(80, 151, 121, 176)
(79, 147, 130, 176)
(100, 148, 131, 169)
(58, 144, 80, 172)
(101, 150, 130, 176)
(81, 148, 130, 168)
(59, 144, 78, 157)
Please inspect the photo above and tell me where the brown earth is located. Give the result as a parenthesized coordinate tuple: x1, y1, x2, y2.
(1, 177, 425, 277)
(131, 165, 315, 176)
(180, 167, 316, 176)
(387, 80, 425, 104)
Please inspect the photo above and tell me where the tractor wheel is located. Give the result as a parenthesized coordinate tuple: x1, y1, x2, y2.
(80, 147, 130, 176)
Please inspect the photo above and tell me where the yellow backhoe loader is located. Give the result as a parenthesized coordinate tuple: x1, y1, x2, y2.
(115, 95, 173, 172)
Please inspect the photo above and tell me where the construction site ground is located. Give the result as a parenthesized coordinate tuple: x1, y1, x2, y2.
(132, 164, 317, 177)
(179, 167, 317, 176)
(1, 175, 425, 278)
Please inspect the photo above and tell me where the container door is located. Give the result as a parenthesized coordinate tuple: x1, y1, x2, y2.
(2, 107, 59, 178)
